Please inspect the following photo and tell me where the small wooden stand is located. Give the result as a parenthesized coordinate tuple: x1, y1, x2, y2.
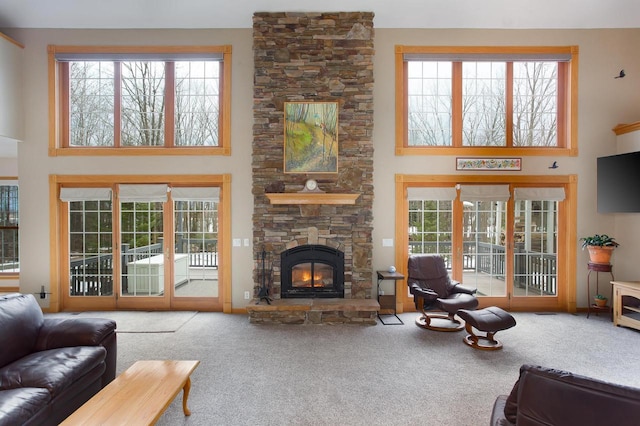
(376, 270, 405, 325)
(586, 262, 613, 319)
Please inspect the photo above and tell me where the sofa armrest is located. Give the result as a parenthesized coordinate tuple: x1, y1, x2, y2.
(490, 395, 514, 426)
(35, 318, 117, 387)
(409, 283, 438, 299)
(452, 283, 477, 295)
(35, 318, 116, 350)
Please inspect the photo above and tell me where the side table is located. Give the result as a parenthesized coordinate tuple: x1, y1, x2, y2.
(376, 270, 404, 325)
(586, 262, 614, 319)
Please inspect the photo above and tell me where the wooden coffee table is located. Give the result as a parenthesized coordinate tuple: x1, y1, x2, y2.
(61, 360, 200, 425)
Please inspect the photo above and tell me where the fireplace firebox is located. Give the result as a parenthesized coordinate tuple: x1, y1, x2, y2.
(281, 245, 344, 298)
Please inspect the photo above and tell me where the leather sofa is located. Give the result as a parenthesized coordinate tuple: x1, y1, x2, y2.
(492, 364, 640, 426)
(0, 293, 116, 425)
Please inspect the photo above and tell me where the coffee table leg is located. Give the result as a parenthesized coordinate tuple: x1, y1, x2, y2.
(182, 377, 192, 416)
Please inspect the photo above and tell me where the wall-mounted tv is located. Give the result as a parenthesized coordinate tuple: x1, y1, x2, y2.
(597, 151, 640, 213)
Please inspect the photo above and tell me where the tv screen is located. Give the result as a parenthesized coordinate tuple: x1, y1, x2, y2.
(597, 151, 640, 213)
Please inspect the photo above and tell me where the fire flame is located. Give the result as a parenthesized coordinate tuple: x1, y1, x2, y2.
(293, 269, 329, 287)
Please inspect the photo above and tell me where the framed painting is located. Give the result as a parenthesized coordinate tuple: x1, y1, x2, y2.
(284, 102, 338, 173)
(456, 157, 522, 171)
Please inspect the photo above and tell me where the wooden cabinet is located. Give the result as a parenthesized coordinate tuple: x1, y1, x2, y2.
(611, 281, 640, 331)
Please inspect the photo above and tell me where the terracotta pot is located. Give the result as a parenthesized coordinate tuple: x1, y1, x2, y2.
(594, 298, 608, 307)
(586, 245, 615, 265)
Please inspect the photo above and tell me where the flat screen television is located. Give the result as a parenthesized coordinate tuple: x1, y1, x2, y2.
(597, 151, 640, 213)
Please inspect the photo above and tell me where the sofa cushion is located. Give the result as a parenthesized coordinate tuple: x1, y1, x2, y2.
(0, 294, 44, 368)
(0, 346, 106, 398)
(0, 388, 50, 426)
(515, 364, 640, 426)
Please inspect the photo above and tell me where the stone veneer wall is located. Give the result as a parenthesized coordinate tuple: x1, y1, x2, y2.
(252, 12, 375, 299)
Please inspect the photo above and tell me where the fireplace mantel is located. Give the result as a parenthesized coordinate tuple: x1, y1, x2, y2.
(265, 193, 360, 205)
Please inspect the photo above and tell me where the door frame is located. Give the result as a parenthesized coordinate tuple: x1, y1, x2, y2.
(48, 174, 232, 313)
(394, 174, 577, 314)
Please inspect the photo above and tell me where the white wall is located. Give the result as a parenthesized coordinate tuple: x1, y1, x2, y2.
(4, 26, 640, 310)
(0, 32, 23, 142)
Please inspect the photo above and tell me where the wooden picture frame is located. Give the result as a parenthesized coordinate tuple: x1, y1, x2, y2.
(456, 157, 522, 171)
(284, 102, 338, 173)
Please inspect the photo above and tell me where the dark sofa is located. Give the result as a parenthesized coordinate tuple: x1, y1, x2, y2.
(0, 293, 116, 426)
(492, 364, 640, 426)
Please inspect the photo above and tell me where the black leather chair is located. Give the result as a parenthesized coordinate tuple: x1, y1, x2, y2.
(407, 254, 478, 331)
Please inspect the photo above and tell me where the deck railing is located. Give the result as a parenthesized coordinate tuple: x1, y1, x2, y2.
(409, 241, 557, 295)
(70, 239, 218, 296)
(0, 228, 19, 272)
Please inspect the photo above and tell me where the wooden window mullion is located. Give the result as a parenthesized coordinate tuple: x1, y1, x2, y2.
(452, 62, 463, 147)
(60, 62, 70, 148)
(114, 62, 122, 148)
(556, 62, 567, 149)
(165, 62, 175, 148)
(402, 61, 409, 147)
(506, 62, 514, 147)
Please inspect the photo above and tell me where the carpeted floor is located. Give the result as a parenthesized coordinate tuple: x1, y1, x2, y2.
(109, 310, 640, 425)
(46, 310, 198, 333)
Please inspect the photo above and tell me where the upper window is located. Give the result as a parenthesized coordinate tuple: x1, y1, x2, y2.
(395, 46, 578, 156)
(0, 182, 19, 274)
(48, 45, 232, 155)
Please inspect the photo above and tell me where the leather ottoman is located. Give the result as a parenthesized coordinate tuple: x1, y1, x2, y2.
(457, 306, 516, 350)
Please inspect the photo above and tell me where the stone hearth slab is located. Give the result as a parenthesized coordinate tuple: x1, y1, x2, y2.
(246, 298, 380, 325)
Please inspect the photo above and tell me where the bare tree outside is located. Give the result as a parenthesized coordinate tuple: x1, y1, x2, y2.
(69, 61, 114, 146)
(513, 62, 558, 147)
(121, 61, 165, 146)
(68, 59, 221, 148)
(175, 61, 220, 146)
(0, 185, 19, 271)
(407, 60, 559, 147)
(407, 61, 452, 146)
(462, 62, 506, 146)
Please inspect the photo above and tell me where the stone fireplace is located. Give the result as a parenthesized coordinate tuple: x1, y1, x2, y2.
(251, 12, 375, 322)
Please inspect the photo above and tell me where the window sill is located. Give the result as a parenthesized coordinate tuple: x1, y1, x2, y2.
(395, 146, 576, 157)
(49, 146, 231, 157)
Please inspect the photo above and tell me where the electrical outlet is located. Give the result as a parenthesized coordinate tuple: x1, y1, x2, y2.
(244, 291, 251, 300)
(233, 238, 241, 247)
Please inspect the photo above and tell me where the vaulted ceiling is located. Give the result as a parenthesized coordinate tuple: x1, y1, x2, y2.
(1, 0, 639, 29)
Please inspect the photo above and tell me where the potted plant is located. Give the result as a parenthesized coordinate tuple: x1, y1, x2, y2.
(594, 294, 608, 308)
(579, 234, 619, 265)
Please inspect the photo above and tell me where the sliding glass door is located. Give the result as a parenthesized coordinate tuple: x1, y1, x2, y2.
(59, 181, 224, 311)
(509, 188, 564, 309)
(402, 180, 568, 311)
(173, 187, 220, 299)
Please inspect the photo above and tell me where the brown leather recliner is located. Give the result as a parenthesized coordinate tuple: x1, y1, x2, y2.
(407, 254, 478, 331)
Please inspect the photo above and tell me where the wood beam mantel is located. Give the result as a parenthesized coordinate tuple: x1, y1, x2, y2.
(265, 193, 360, 205)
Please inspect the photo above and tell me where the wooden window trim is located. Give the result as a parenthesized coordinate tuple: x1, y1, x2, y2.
(395, 45, 579, 157)
(48, 45, 232, 157)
